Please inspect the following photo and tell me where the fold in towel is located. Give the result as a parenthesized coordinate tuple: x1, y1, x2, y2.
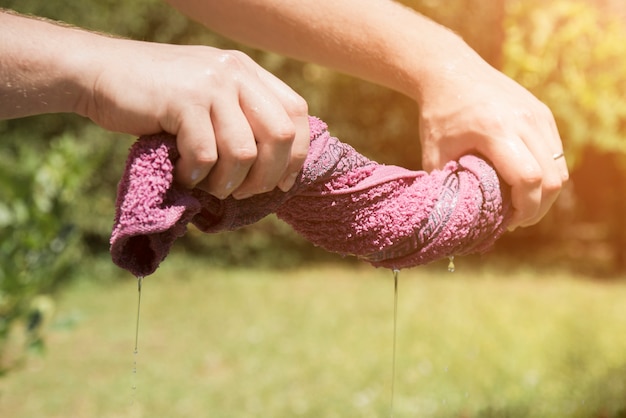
(110, 116, 512, 277)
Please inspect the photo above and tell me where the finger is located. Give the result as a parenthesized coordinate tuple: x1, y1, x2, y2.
(520, 103, 569, 184)
(231, 130, 291, 199)
(253, 64, 307, 111)
(172, 106, 218, 189)
(515, 121, 564, 228)
(545, 110, 570, 183)
(433, 131, 544, 230)
(250, 64, 310, 192)
(486, 136, 544, 230)
(277, 113, 310, 191)
(231, 139, 283, 199)
(505, 106, 566, 227)
(231, 78, 298, 198)
(195, 103, 257, 199)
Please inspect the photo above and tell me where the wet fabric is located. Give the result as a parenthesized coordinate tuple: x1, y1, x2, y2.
(111, 116, 512, 277)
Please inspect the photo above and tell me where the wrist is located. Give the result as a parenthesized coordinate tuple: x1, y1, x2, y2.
(399, 29, 485, 107)
(370, 8, 488, 107)
(67, 32, 113, 119)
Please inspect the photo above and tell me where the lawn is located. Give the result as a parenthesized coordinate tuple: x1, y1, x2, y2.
(1, 255, 626, 417)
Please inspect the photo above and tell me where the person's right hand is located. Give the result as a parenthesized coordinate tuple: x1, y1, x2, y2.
(416, 52, 569, 230)
(78, 40, 310, 199)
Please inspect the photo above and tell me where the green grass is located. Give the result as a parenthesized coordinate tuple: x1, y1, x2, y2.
(1, 256, 626, 417)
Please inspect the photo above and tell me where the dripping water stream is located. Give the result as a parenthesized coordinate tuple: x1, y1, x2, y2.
(131, 276, 143, 404)
(389, 258, 455, 416)
(389, 269, 399, 418)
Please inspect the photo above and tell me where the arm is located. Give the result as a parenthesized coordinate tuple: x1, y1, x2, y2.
(0, 10, 310, 198)
(167, 0, 569, 229)
(0, 11, 87, 118)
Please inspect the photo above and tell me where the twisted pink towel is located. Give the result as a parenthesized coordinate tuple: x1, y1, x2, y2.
(111, 116, 511, 277)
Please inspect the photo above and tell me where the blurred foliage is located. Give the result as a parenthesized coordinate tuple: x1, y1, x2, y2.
(505, 0, 626, 163)
(2, 0, 626, 372)
(0, 122, 110, 372)
(503, 0, 626, 271)
(404, 0, 506, 68)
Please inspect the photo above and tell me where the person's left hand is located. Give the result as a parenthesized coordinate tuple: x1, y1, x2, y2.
(78, 40, 310, 199)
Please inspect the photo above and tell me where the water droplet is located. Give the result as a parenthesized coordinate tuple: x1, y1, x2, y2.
(447, 256, 455, 273)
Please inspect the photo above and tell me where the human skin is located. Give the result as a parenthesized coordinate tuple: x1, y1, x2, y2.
(0, 10, 310, 199)
(1, 1, 569, 228)
(167, 0, 569, 229)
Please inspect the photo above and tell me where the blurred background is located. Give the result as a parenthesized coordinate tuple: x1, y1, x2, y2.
(1, 0, 626, 415)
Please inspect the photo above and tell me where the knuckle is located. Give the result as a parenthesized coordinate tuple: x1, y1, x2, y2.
(290, 148, 309, 165)
(543, 177, 562, 194)
(215, 50, 256, 79)
(288, 95, 309, 116)
(536, 100, 554, 118)
(192, 150, 218, 167)
(470, 112, 508, 137)
(224, 49, 248, 61)
(202, 51, 248, 85)
(217, 50, 245, 69)
(268, 123, 297, 144)
(528, 102, 557, 128)
(233, 147, 258, 165)
(519, 166, 543, 188)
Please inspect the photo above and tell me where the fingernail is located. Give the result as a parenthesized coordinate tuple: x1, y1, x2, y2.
(216, 182, 234, 199)
(212, 191, 228, 200)
(190, 168, 202, 184)
(233, 192, 252, 200)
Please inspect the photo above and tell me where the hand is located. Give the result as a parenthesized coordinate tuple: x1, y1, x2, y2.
(80, 40, 310, 199)
(417, 56, 569, 230)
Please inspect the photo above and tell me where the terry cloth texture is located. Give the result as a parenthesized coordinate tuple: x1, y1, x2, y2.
(111, 116, 512, 277)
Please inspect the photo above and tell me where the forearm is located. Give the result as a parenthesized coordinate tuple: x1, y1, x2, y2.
(0, 10, 97, 119)
(167, 0, 568, 229)
(166, 0, 487, 103)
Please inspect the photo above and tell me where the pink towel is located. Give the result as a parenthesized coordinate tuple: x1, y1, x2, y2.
(111, 116, 511, 277)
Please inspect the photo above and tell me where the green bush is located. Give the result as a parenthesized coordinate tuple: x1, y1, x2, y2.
(505, 0, 626, 165)
(0, 121, 113, 372)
